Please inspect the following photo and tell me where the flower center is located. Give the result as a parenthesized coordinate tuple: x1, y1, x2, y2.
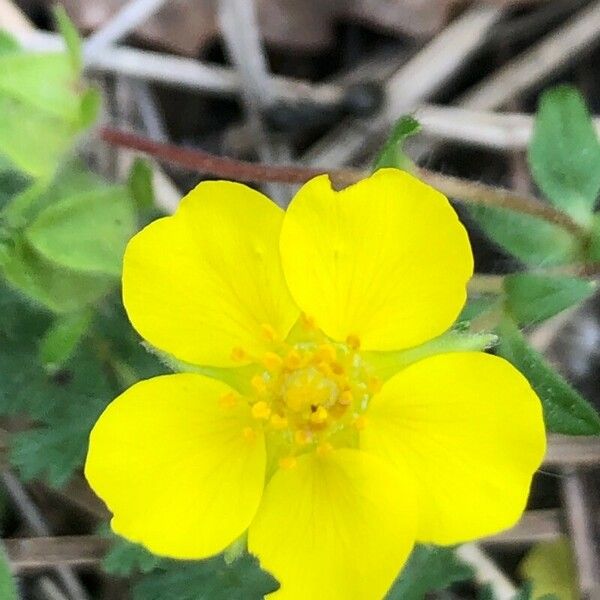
(226, 318, 381, 469)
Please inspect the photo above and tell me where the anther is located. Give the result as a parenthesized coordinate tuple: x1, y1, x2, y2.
(263, 351, 283, 372)
(231, 347, 247, 362)
(339, 390, 353, 406)
(353, 415, 368, 431)
(310, 405, 328, 425)
(260, 323, 278, 342)
(294, 430, 312, 445)
(243, 427, 258, 442)
(219, 391, 238, 409)
(300, 313, 316, 331)
(251, 374, 268, 394)
(346, 334, 361, 350)
(279, 456, 297, 470)
(270, 414, 288, 429)
(284, 349, 302, 370)
(316, 442, 334, 457)
(316, 344, 336, 363)
(251, 401, 271, 420)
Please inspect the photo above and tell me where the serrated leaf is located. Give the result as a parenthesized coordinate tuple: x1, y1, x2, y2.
(469, 205, 581, 267)
(132, 555, 279, 600)
(504, 273, 595, 325)
(0, 236, 114, 313)
(520, 539, 576, 600)
(39, 309, 93, 373)
(101, 529, 162, 576)
(128, 158, 155, 210)
(497, 318, 600, 434)
(0, 543, 17, 600)
(53, 5, 82, 73)
(25, 185, 136, 276)
(386, 545, 473, 600)
(529, 86, 600, 223)
(373, 115, 421, 171)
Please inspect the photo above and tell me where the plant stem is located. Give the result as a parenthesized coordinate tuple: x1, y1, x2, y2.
(100, 127, 586, 237)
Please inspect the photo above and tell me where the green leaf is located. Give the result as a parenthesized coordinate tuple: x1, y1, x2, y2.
(101, 528, 161, 576)
(386, 545, 473, 600)
(497, 318, 600, 434)
(79, 87, 101, 128)
(0, 543, 17, 600)
(132, 555, 279, 600)
(39, 309, 93, 373)
(53, 5, 82, 73)
(529, 86, 600, 223)
(25, 185, 136, 276)
(469, 205, 581, 267)
(0, 95, 78, 178)
(373, 115, 421, 171)
(0, 32, 20, 55)
(519, 539, 576, 600)
(504, 273, 595, 325)
(1, 236, 114, 313)
(128, 158, 155, 210)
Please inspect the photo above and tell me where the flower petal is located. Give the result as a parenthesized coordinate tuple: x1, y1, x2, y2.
(123, 181, 299, 367)
(361, 352, 546, 544)
(279, 169, 473, 351)
(248, 449, 417, 600)
(85, 374, 266, 559)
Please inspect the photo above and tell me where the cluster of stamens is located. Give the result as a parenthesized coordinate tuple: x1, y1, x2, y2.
(221, 316, 381, 470)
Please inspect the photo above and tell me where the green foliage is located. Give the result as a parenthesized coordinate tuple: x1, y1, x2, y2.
(39, 309, 93, 373)
(128, 158, 155, 211)
(504, 273, 595, 326)
(53, 5, 82, 73)
(386, 545, 473, 600)
(101, 529, 162, 576)
(497, 318, 600, 435)
(373, 115, 420, 171)
(469, 205, 581, 266)
(0, 36, 98, 177)
(25, 185, 136, 277)
(132, 555, 279, 600)
(520, 539, 577, 600)
(0, 543, 17, 600)
(529, 86, 600, 224)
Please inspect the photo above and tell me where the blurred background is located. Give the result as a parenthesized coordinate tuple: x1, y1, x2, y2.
(0, 1, 599, 599)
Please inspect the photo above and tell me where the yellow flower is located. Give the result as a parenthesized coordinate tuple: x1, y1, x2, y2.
(85, 169, 546, 600)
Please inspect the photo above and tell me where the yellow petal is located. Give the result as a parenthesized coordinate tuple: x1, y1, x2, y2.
(361, 352, 546, 544)
(123, 181, 299, 367)
(279, 169, 473, 351)
(85, 374, 266, 559)
(248, 449, 417, 600)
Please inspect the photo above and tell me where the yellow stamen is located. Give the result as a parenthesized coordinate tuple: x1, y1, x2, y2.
(251, 400, 271, 420)
(270, 414, 288, 430)
(219, 391, 238, 409)
(260, 323, 278, 342)
(330, 361, 345, 375)
(368, 376, 382, 394)
(231, 347, 247, 362)
(346, 334, 361, 350)
(284, 349, 302, 370)
(243, 427, 257, 442)
(279, 456, 297, 470)
(353, 415, 368, 431)
(310, 405, 328, 425)
(300, 313, 316, 330)
(263, 351, 283, 372)
(315, 344, 336, 363)
(251, 374, 267, 394)
(316, 442, 334, 457)
(339, 390, 353, 406)
(294, 430, 311, 445)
